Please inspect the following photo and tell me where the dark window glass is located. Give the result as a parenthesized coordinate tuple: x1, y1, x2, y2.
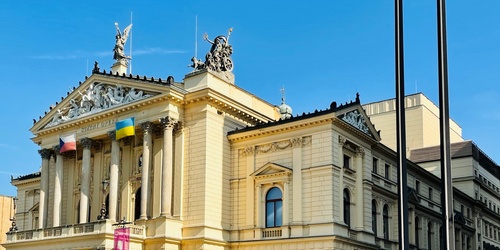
(372, 200, 377, 235)
(383, 205, 389, 240)
(266, 187, 283, 228)
(344, 189, 350, 228)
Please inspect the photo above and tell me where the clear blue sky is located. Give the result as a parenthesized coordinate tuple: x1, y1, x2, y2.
(0, 1, 499, 196)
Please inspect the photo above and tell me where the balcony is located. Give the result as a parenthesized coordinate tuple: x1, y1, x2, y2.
(6, 220, 145, 246)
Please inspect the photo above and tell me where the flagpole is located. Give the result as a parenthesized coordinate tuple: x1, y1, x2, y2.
(437, 0, 454, 248)
(129, 12, 133, 75)
(195, 15, 198, 59)
(395, 0, 409, 249)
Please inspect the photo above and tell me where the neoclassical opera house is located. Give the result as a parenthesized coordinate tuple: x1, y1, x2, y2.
(4, 27, 498, 250)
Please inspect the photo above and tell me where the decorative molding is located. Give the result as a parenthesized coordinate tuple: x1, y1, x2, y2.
(239, 147, 254, 157)
(140, 121, 154, 135)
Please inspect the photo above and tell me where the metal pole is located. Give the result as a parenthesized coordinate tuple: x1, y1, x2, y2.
(437, 0, 454, 249)
(395, 0, 409, 249)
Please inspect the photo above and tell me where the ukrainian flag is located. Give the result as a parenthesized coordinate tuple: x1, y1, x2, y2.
(116, 117, 135, 140)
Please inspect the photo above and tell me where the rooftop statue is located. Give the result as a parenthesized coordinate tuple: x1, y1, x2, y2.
(113, 22, 132, 64)
(190, 27, 233, 72)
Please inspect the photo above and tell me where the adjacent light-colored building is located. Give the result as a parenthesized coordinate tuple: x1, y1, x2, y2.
(0, 195, 15, 250)
(362, 93, 464, 153)
(3, 30, 499, 250)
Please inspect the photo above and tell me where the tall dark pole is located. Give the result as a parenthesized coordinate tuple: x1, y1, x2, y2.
(395, 0, 409, 249)
(437, 0, 455, 249)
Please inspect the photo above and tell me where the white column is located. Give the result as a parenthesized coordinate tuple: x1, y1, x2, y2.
(79, 138, 93, 223)
(140, 122, 153, 220)
(108, 131, 120, 221)
(38, 148, 52, 229)
(52, 147, 63, 227)
(159, 117, 177, 217)
(355, 147, 364, 230)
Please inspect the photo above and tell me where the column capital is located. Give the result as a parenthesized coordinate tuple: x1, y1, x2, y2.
(80, 138, 94, 149)
(53, 146, 61, 155)
(107, 131, 116, 141)
(159, 116, 177, 130)
(140, 121, 154, 134)
(356, 147, 365, 157)
(38, 148, 53, 159)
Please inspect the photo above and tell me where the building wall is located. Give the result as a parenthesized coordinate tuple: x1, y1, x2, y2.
(363, 93, 464, 153)
(0, 195, 15, 250)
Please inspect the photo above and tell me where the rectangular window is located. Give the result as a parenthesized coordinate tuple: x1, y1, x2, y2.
(416, 180, 420, 194)
(372, 158, 378, 174)
(385, 164, 390, 179)
(429, 187, 433, 201)
(343, 154, 351, 169)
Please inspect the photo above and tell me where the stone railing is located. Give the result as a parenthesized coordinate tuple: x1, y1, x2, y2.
(262, 228, 282, 238)
(6, 220, 145, 243)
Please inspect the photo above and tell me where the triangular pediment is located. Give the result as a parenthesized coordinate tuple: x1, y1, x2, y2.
(336, 105, 381, 141)
(408, 187, 420, 203)
(28, 202, 39, 213)
(250, 162, 292, 177)
(33, 74, 166, 132)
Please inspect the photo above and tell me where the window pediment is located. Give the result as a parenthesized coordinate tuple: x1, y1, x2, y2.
(251, 162, 292, 180)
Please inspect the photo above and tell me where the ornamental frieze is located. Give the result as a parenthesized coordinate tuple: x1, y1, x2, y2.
(45, 83, 157, 128)
(238, 136, 311, 157)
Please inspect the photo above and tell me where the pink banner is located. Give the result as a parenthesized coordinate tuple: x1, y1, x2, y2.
(114, 227, 130, 250)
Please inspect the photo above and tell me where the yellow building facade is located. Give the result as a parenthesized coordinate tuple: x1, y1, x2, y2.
(3, 32, 497, 249)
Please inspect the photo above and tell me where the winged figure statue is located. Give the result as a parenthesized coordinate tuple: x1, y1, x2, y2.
(113, 22, 132, 63)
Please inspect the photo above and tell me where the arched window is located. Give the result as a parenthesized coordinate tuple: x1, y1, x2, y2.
(372, 200, 377, 235)
(383, 204, 389, 240)
(344, 189, 350, 228)
(427, 221, 432, 250)
(415, 217, 420, 248)
(265, 187, 282, 228)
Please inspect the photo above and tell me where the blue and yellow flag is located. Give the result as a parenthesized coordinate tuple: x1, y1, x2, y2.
(116, 117, 135, 140)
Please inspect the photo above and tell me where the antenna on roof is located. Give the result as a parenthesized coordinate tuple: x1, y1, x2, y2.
(195, 15, 198, 59)
(129, 11, 133, 75)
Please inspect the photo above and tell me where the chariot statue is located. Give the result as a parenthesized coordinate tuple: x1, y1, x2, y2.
(190, 27, 234, 72)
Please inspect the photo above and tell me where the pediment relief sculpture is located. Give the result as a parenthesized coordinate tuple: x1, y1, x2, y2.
(45, 83, 156, 128)
(339, 109, 370, 135)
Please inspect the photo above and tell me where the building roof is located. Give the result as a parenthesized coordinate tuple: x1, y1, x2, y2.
(409, 140, 499, 177)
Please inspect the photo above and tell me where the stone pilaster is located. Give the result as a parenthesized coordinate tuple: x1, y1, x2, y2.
(159, 117, 177, 217)
(140, 122, 153, 220)
(79, 138, 93, 223)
